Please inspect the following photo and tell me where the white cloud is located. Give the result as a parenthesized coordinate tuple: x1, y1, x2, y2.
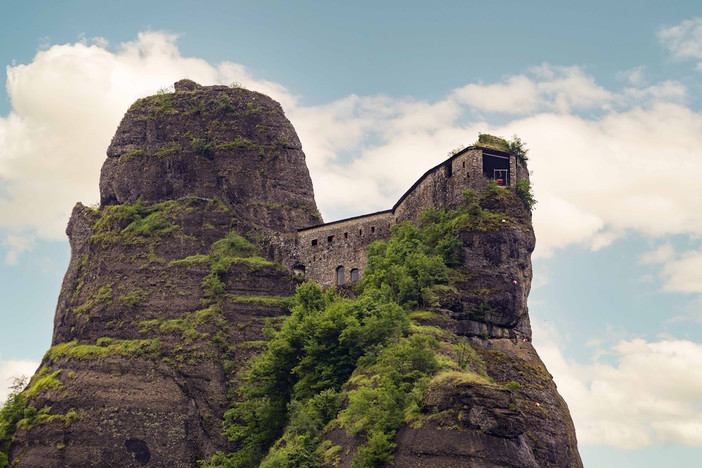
(658, 17, 702, 63)
(453, 65, 611, 114)
(0, 359, 38, 403)
(533, 322, 702, 450)
(1, 234, 33, 265)
(3, 31, 702, 268)
(640, 243, 675, 265)
(639, 243, 702, 294)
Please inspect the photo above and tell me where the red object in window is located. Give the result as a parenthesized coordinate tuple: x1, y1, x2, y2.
(496, 179, 504, 185)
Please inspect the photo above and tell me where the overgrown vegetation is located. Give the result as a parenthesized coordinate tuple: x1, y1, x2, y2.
(0, 376, 81, 467)
(205, 192, 509, 467)
(475, 133, 529, 164)
(90, 199, 185, 246)
(516, 179, 537, 210)
(44, 338, 161, 363)
(0, 378, 26, 467)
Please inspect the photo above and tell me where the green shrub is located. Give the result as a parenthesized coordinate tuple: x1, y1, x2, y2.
(0, 378, 27, 465)
(190, 138, 212, 156)
(119, 289, 147, 307)
(206, 195, 510, 467)
(516, 179, 536, 210)
(505, 381, 521, 391)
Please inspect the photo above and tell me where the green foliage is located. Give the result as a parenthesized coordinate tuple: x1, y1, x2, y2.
(44, 338, 161, 362)
(507, 135, 529, 164)
(476, 133, 510, 152)
(0, 378, 27, 465)
(505, 380, 521, 391)
(138, 305, 223, 345)
(118, 289, 147, 307)
(122, 211, 176, 237)
(25, 367, 64, 398)
(155, 142, 181, 158)
(216, 94, 236, 114)
(168, 254, 210, 267)
(447, 146, 464, 157)
(191, 138, 213, 156)
(74, 285, 113, 316)
(361, 223, 450, 308)
(199, 230, 273, 305)
(475, 133, 529, 164)
(352, 430, 396, 468)
(215, 136, 257, 151)
(90, 199, 182, 245)
(516, 179, 537, 210)
(228, 295, 296, 308)
(120, 149, 147, 162)
(150, 91, 176, 113)
(208, 198, 507, 467)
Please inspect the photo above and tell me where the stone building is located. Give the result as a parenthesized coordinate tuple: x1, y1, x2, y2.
(289, 144, 526, 287)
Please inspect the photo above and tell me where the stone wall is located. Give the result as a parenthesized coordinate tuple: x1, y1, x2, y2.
(293, 211, 394, 287)
(288, 146, 522, 287)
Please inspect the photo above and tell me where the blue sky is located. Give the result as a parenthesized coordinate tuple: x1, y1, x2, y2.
(1, 2, 702, 466)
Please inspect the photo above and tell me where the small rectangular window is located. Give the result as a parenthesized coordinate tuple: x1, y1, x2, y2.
(344, 232, 348, 239)
(462, 161, 465, 168)
(328, 235, 334, 243)
(311, 239, 317, 246)
(359, 229, 363, 236)
(371, 226, 375, 234)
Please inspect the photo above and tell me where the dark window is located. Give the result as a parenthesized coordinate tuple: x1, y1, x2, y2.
(344, 232, 348, 239)
(336, 266, 345, 286)
(311, 239, 317, 246)
(328, 235, 334, 243)
(350, 268, 359, 282)
(482, 153, 510, 186)
(371, 226, 375, 234)
(359, 229, 363, 236)
(462, 161, 465, 168)
(445, 161, 453, 177)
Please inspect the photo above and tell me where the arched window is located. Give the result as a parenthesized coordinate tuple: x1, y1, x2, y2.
(336, 266, 345, 286)
(350, 268, 359, 282)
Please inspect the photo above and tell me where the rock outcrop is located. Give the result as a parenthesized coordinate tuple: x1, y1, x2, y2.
(5, 81, 582, 467)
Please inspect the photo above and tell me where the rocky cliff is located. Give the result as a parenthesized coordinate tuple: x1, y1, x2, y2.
(3, 81, 581, 467)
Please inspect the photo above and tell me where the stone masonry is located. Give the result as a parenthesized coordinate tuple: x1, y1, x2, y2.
(288, 146, 521, 287)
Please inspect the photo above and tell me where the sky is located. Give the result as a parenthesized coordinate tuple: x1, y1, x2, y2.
(1, 1, 702, 466)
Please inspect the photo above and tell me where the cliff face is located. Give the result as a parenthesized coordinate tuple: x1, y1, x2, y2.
(100, 79, 321, 233)
(5, 82, 581, 467)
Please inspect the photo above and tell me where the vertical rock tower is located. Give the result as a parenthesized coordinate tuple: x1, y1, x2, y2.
(5, 81, 582, 467)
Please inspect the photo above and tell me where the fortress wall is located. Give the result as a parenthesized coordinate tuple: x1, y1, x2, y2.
(394, 149, 483, 224)
(286, 147, 523, 288)
(294, 211, 394, 287)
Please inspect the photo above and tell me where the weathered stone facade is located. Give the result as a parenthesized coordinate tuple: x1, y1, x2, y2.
(289, 146, 521, 287)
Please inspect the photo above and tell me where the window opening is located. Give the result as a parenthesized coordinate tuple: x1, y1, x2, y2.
(311, 239, 317, 246)
(336, 266, 345, 286)
(445, 161, 453, 177)
(328, 235, 334, 243)
(344, 232, 348, 239)
(371, 226, 375, 234)
(350, 268, 360, 282)
(482, 153, 510, 186)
